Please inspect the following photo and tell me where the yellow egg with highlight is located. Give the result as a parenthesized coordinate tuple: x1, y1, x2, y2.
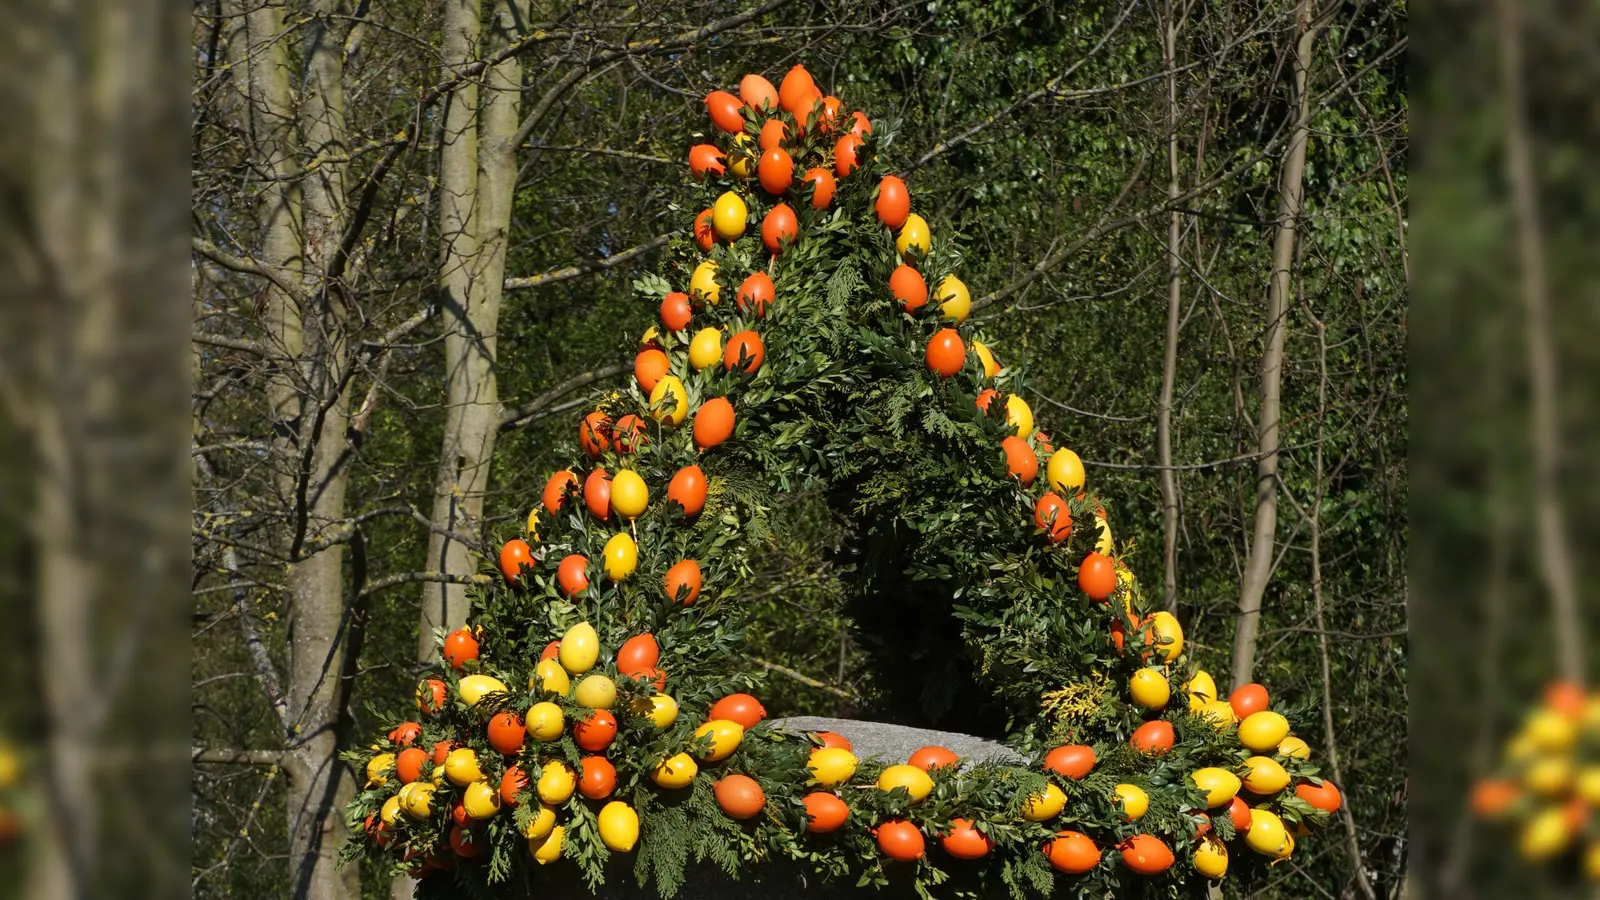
(574, 674, 619, 710)
(936, 274, 969, 322)
(712, 191, 748, 241)
(610, 470, 649, 519)
(896, 214, 930, 261)
(689, 328, 724, 370)
(559, 622, 600, 673)
(690, 260, 720, 304)
(1005, 395, 1034, 439)
(1047, 448, 1085, 494)
(603, 532, 638, 581)
(972, 341, 999, 378)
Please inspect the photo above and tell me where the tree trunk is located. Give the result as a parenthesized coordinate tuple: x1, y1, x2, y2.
(1157, 0, 1183, 617)
(285, 1, 358, 896)
(283, 392, 356, 900)
(228, 2, 358, 897)
(237, 0, 305, 437)
(1230, 0, 1318, 689)
(7, 2, 190, 898)
(1307, 316, 1379, 900)
(418, 0, 487, 659)
(1497, 0, 1584, 684)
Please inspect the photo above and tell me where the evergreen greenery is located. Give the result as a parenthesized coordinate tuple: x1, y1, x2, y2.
(342, 67, 1342, 898)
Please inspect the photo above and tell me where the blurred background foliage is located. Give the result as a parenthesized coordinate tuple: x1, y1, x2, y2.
(1411, 1, 1600, 898)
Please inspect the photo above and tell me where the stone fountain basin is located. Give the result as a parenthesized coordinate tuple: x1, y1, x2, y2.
(770, 716, 1025, 768)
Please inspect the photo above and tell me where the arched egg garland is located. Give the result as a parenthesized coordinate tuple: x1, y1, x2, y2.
(345, 66, 1340, 898)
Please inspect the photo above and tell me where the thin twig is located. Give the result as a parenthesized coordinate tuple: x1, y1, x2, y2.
(503, 233, 670, 291)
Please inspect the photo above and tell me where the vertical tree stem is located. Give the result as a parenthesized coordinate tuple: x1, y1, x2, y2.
(1497, 0, 1584, 684)
(1230, 0, 1319, 688)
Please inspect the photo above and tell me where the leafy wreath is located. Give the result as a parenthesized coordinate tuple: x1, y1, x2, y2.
(342, 65, 1342, 899)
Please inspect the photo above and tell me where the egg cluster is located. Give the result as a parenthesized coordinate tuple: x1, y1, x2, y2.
(1472, 680, 1600, 876)
(346, 65, 1340, 895)
(356, 627, 1339, 885)
(363, 622, 766, 868)
(0, 742, 19, 850)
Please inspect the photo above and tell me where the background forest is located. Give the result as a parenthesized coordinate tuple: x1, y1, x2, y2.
(193, 0, 1399, 897)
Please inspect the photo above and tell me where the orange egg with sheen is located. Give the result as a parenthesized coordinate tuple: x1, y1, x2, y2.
(739, 74, 778, 110)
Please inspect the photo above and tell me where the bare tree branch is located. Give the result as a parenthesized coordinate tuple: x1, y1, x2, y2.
(193, 330, 273, 357)
(1499, 0, 1583, 684)
(193, 747, 285, 766)
(906, 0, 1140, 171)
(743, 655, 856, 700)
(498, 361, 630, 430)
(503, 233, 671, 291)
(191, 236, 310, 307)
(360, 570, 493, 599)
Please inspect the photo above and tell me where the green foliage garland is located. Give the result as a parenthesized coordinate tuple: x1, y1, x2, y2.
(341, 65, 1339, 899)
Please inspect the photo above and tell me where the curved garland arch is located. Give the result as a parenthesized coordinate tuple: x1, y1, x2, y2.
(346, 65, 1339, 898)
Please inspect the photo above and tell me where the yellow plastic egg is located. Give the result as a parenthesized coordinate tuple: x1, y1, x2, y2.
(649, 695, 679, 728)
(1114, 783, 1149, 820)
(532, 659, 569, 696)
(1194, 837, 1229, 878)
(598, 801, 640, 852)
(807, 748, 858, 786)
(693, 719, 745, 762)
(526, 701, 565, 741)
(1146, 611, 1184, 662)
(1021, 782, 1067, 821)
(537, 760, 576, 805)
(574, 674, 619, 710)
(895, 214, 930, 261)
(521, 804, 557, 840)
(1186, 670, 1218, 709)
(1525, 755, 1574, 796)
(712, 191, 748, 241)
(603, 532, 638, 581)
(1585, 841, 1600, 879)
(559, 622, 600, 674)
(531, 824, 565, 864)
(1198, 699, 1237, 730)
(444, 747, 482, 787)
(690, 260, 721, 304)
(1241, 756, 1290, 795)
(1237, 711, 1290, 752)
(728, 133, 754, 180)
(1526, 709, 1578, 752)
(462, 778, 502, 819)
(1129, 667, 1171, 710)
(1245, 808, 1289, 857)
(366, 752, 396, 787)
(1278, 736, 1311, 760)
(1520, 805, 1574, 861)
(936, 274, 970, 322)
(1047, 448, 1085, 494)
(1190, 767, 1242, 808)
(876, 764, 934, 803)
(610, 470, 649, 519)
(399, 781, 435, 819)
(1005, 395, 1034, 439)
(972, 340, 999, 378)
(689, 328, 724, 370)
(649, 375, 689, 425)
(457, 674, 508, 707)
(1577, 767, 1600, 804)
(653, 752, 699, 789)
